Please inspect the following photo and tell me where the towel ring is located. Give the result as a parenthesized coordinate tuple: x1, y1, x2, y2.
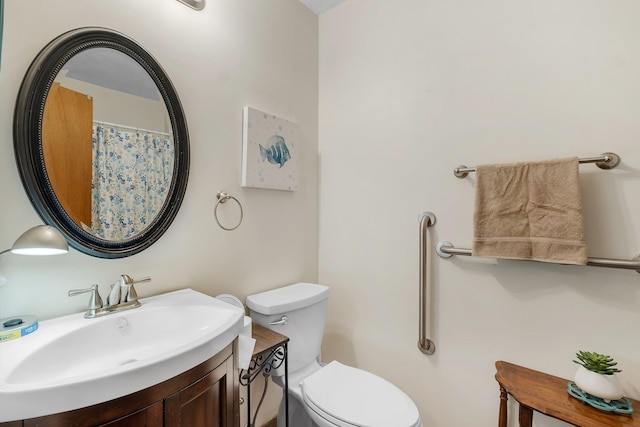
(214, 191, 243, 231)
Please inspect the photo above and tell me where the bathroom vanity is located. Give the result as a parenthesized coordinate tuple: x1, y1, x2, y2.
(0, 342, 239, 427)
(0, 289, 245, 427)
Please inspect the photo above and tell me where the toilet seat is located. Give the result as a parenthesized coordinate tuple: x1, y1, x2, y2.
(301, 361, 421, 427)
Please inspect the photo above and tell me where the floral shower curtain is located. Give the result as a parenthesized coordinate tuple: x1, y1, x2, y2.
(91, 123, 174, 240)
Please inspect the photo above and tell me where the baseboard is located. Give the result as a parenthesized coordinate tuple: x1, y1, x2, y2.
(260, 417, 277, 427)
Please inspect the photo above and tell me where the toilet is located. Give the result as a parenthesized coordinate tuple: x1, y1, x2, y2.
(246, 283, 423, 427)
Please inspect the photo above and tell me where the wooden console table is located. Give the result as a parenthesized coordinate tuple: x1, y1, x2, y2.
(495, 361, 639, 427)
(240, 324, 289, 427)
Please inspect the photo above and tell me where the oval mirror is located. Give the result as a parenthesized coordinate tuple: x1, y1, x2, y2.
(14, 28, 190, 258)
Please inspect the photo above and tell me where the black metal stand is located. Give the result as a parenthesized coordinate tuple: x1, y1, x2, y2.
(240, 343, 288, 427)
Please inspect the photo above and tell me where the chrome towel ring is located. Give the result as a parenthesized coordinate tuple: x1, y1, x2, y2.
(214, 191, 243, 231)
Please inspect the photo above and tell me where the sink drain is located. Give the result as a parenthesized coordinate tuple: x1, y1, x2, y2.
(119, 358, 138, 366)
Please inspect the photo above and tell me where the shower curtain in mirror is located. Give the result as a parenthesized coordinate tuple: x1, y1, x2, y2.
(91, 123, 174, 240)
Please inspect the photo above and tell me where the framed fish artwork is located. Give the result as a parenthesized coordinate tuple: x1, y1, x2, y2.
(241, 106, 299, 191)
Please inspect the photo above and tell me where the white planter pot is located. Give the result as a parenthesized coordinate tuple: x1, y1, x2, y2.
(574, 365, 624, 402)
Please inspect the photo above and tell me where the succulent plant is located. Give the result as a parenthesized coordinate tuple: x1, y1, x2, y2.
(573, 351, 621, 375)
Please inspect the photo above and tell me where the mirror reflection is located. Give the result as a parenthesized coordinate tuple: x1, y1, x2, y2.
(42, 48, 174, 241)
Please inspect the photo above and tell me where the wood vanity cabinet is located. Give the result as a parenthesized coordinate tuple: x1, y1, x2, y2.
(1, 341, 239, 427)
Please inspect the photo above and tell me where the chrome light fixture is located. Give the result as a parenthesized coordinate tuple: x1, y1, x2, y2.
(1, 225, 69, 256)
(177, 0, 205, 10)
(0, 225, 69, 342)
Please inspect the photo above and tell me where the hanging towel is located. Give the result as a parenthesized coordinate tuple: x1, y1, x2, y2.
(472, 157, 588, 265)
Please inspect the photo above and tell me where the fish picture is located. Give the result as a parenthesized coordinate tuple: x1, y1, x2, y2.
(242, 106, 299, 191)
(259, 135, 291, 168)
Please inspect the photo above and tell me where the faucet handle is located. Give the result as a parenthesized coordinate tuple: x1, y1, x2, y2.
(122, 275, 151, 285)
(121, 275, 151, 303)
(68, 284, 103, 314)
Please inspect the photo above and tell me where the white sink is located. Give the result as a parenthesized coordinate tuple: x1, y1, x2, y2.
(0, 288, 244, 422)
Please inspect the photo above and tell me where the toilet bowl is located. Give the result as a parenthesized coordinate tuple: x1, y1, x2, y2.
(246, 283, 423, 427)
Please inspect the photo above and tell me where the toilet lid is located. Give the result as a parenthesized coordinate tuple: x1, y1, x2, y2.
(301, 361, 421, 427)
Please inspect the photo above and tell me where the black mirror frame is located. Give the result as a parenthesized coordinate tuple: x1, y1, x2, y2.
(13, 27, 190, 258)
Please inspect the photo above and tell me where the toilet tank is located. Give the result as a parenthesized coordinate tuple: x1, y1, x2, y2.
(246, 283, 330, 374)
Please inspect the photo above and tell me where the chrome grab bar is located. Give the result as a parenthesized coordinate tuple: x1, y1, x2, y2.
(418, 212, 436, 355)
(436, 241, 640, 273)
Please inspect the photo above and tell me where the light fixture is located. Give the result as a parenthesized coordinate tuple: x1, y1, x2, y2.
(0, 225, 69, 343)
(177, 0, 205, 10)
(1, 225, 69, 256)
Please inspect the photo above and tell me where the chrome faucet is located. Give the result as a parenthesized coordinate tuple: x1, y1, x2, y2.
(69, 275, 151, 319)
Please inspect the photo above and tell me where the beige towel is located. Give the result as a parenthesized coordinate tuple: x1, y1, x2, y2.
(472, 157, 587, 265)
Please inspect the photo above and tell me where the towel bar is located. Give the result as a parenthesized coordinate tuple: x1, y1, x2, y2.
(436, 241, 640, 273)
(453, 152, 620, 178)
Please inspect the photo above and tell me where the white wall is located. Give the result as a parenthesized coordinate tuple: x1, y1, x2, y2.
(319, 1, 640, 426)
(0, 0, 318, 424)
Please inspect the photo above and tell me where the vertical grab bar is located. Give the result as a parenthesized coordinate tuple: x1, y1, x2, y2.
(418, 211, 436, 355)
